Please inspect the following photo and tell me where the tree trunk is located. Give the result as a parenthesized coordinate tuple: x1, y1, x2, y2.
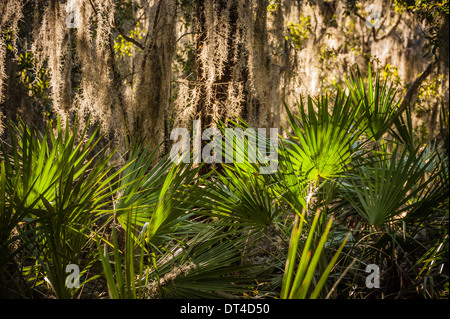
(134, 0, 177, 154)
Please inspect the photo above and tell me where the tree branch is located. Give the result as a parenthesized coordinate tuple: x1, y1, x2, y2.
(176, 31, 199, 43)
(112, 19, 145, 50)
(373, 13, 402, 42)
(88, 0, 98, 16)
(384, 61, 436, 137)
(399, 61, 436, 112)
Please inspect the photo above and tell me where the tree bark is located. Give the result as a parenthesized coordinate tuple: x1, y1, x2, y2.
(398, 61, 436, 113)
(134, 0, 177, 153)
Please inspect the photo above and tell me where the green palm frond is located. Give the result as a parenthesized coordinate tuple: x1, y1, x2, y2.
(389, 104, 416, 153)
(218, 118, 279, 176)
(177, 119, 283, 229)
(98, 212, 149, 299)
(186, 164, 282, 229)
(283, 91, 365, 181)
(272, 140, 309, 214)
(341, 144, 439, 226)
(0, 161, 42, 268)
(406, 144, 449, 221)
(147, 224, 261, 299)
(100, 220, 262, 299)
(345, 64, 402, 140)
(0, 116, 130, 298)
(144, 161, 203, 246)
(114, 145, 173, 230)
(281, 209, 349, 299)
(1, 116, 103, 210)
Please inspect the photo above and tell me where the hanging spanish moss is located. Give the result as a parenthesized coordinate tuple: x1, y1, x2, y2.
(132, 0, 177, 152)
(173, 0, 290, 131)
(0, 0, 24, 133)
(0, 0, 448, 148)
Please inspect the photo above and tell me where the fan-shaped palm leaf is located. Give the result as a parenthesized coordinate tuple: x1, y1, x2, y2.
(113, 145, 173, 230)
(0, 117, 129, 298)
(284, 92, 365, 181)
(345, 64, 402, 140)
(341, 144, 440, 226)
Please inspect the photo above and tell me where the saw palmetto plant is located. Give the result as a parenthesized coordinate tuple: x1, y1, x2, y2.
(281, 208, 349, 299)
(341, 143, 440, 226)
(283, 92, 367, 182)
(0, 116, 130, 298)
(345, 64, 403, 141)
(0, 65, 447, 300)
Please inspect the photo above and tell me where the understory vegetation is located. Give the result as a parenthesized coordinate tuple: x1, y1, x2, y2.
(0, 66, 448, 299)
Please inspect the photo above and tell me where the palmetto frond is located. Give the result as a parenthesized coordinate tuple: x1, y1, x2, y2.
(283, 92, 366, 181)
(0, 116, 129, 298)
(345, 64, 402, 141)
(341, 144, 439, 226)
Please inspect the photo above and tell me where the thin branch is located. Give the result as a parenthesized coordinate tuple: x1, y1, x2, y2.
(326, 258, 358, 299)
(384, 61, 437, 131)
(88, 0, 98, 16)
(113, 19, 145, 50)
(373, 13, 402, 42)
(399, 62, 436, 112)
(176, 31, 198, 43)
(90, 0, 144, 49)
